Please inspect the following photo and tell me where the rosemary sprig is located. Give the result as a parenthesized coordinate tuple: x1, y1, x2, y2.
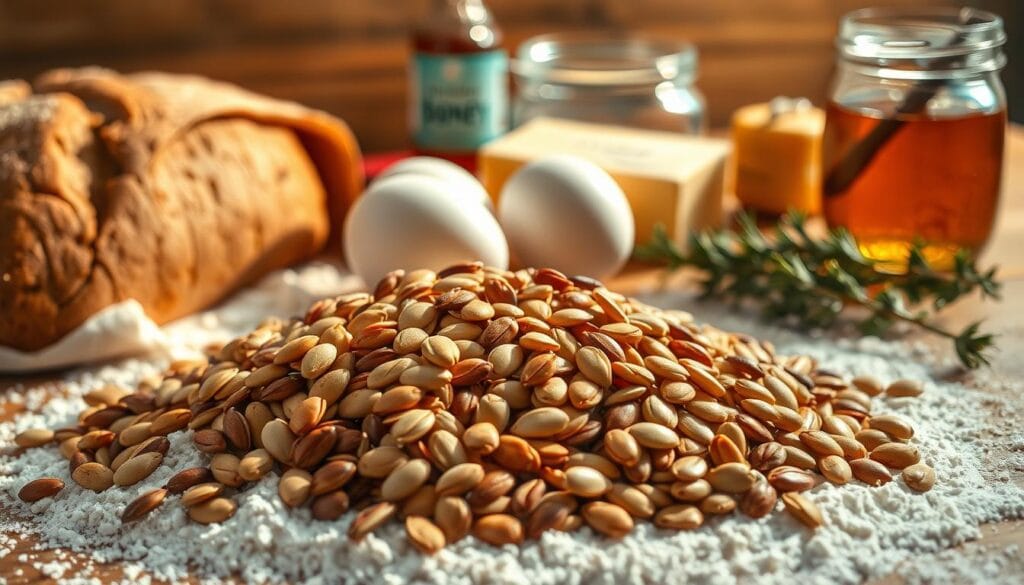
(635, 212, 1001, 369)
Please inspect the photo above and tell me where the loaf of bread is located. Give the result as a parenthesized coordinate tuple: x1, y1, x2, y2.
(0, 68, 362, 352)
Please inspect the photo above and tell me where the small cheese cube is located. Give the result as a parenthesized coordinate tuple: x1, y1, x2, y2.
(731, 100, 825, 215)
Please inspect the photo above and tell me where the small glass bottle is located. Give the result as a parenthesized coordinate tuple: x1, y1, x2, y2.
(822, 7, 1007, 271)
(410, 0, 508, 169)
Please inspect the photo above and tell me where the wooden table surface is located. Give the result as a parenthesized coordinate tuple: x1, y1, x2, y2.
(2, 128, 1023, 584)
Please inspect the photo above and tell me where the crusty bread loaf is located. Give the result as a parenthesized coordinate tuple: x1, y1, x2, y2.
(0, 68, 362, 352)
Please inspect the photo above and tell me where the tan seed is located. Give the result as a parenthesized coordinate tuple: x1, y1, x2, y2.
(181, 483, 224, 508)
(72, 462, 114, 493)
(781, 492, 823, 528)
(868, 415, 915, 440)
(188, 497, 237, 524)
(706, 462, 757, 493)
(435, 496, 473, 543)
(421, 335, 461, 368)
(901, 463, 936, 492)
(850, 458, 893, 486)
(261, 419, 297, 463)
(405, 515, 446, 554)
(274, 335, 319, 365)
(210, 453, 244, 487)
(510, 407, 570, 438)
(564, 466, 613, 498)
(886, 379, 923, 397)
(473, 513, 524, 545)
(628, 422, 679, 449)
(582, 502, 634, 538)
(301, 343, 338, 379)
(654, 504, 703, 530)
(381, 459, 432, 501)
(391, 409, 437, 446)
(819, 455, 853, 485)
(279, 468, 313, 507)
(113, 452, 163, 487)
(239, 449, 274, 481)
(604, 429, 641, 467)
(15, 428, 55, 448)
(870, 443, 921, 469)
(435, 463, 486, 497)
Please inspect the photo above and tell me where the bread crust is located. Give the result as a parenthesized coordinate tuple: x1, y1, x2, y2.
(0, 68, 362, 352)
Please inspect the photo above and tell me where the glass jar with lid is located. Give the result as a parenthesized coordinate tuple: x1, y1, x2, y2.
(511, 34, 705, 134)
(822, 7, 1007, 271)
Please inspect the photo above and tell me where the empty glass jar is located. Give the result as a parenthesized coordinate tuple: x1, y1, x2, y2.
(512, 34, 705, 134)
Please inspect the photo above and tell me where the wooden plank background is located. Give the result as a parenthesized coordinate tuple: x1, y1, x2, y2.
(0, 0, 1017, 152)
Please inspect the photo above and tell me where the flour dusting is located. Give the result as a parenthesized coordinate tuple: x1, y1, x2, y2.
(2, 264, 1023, 584)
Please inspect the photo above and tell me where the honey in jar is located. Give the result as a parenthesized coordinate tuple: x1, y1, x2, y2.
(822, 7, 1007, 271)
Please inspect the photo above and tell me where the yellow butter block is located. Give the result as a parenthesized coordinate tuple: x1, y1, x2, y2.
(731, 101, 825, 215)
(478, 117, 729, 248)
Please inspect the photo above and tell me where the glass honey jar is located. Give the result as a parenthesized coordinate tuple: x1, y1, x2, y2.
(822, 7, 1007, 271)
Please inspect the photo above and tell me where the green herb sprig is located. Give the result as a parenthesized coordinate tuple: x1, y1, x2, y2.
(634, 212, 1000, 369)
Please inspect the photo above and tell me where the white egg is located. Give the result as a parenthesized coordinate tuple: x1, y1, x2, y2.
(344, 174, 508, 285)
(374, 156, 494, 210)
(498, 155, 634, 279)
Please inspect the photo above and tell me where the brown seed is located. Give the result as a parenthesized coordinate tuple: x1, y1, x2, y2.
(870, 443, 921, 469)
(467, 470, 516, 508)
(850, 458, 893, 486)
(310, 460, 357, 496)
(627, 422, 679, 449)
(473, 513, 525, 545)
(15, 428, 55, 448)
(885, 379, 923, 397)
(72, 462, 114, 493)
(435, 496, 473, 543)
(222, 408, 252, 451)
(312, 491, 351, 521)
(582, 502, 634, 538)
(188, 497, 237, 525)
(113, 452, 163, 487)
(902, 463, 936, 492)
(526, 499, 573, 539)
(868, 414, 914, 440)
(654, 504, 704, 530)
(349, 502, 398, 541)
(739, 480, 778, 519)
(122, 488, 168, 523)
(193, 429, 227, 454)
(291, 426, 337, 469)
(604, 429, 641, 467)
(767, 466, 818, 492)
(491, 435, 541, 473)
(708, 434, 745, 466)
(165, 467, 213, 494)
(781, 492, 823, 528)
(405, 515, 447, 554)
(19, 478, 64, 502)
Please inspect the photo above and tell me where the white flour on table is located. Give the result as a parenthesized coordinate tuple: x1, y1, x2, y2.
(2, 263, 1023, 585)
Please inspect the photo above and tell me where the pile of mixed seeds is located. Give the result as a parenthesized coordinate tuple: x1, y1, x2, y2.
(15, 263, 933, 552)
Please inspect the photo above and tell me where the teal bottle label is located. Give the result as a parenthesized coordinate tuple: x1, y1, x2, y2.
(411, 50, 508, 151)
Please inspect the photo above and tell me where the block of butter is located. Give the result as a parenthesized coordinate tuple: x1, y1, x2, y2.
(478, 117, 729, 248)
(731, 100, 825, 215)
